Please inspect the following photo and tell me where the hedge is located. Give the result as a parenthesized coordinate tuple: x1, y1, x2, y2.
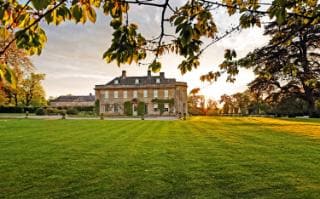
(0, 106, 94, 114)
(124, 101, 133, 116)
(0, 106, 40, 113)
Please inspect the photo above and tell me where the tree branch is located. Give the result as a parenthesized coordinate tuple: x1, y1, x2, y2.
(0, 0, 68, 56)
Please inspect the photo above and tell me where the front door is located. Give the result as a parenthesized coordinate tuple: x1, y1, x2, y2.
(133, 104, 137, 116)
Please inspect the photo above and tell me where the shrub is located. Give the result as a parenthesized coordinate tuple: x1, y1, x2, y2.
(95, 100, 100, 115)
(0, 106, 40, 113)
(35, 108, 46, 115)
(124, 101, 133, 116)
(137, 102, 145, 116)
(66, 108, 79, 115)
(46, 108, 61, 115)
(310, 111, 320, 118)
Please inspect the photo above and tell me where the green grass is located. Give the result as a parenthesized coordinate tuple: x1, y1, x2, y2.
(0, 117, 319, 198)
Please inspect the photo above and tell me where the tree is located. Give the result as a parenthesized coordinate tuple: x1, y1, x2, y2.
(0, 0, 319, 86)
(20, 73, 46, 107)
(206, 99, 219, 115)
(0, 30, 46, 107)
(219, 94, 233, 114)
(246, 19, 320, 115)
(231, 92, 251, 115)
(201, 2, 320, 116)
(188, 88, 205, 115)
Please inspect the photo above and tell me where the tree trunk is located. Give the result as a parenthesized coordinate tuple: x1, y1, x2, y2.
(13, 93, 18, 107)
(299, 33, 316, 116)
(305, 87, 316, 115)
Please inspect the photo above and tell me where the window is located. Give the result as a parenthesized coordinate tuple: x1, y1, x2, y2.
(164, 103, 169, 112)
(144, 90, 148, 98)
(164, 90, 169, 98)
(105, 104, 110, 112)
(123, 90, 127, 98)
(104, 91, 109, 99)
(114, 79, 119, 84)
(153, 103, 158, 112)
(135, 79, 139, 84)
(153, 90, 158, 98)
(114, 104, 119, 113)
(114, 91, 118, 98)
(133, 90, 138, 98)
(156, 78, 160, 83)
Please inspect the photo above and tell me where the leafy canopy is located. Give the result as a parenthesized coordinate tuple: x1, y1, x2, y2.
(0, 0, 319, 85)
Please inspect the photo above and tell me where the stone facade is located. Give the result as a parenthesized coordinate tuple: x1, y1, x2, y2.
(50, 95, 95, 107)
(95, 71, 188, 116)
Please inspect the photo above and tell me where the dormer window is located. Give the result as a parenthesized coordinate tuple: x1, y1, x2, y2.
(156, 78, 160, 83)
(114, 79, 119, 84)
(135, 79, 139, 84)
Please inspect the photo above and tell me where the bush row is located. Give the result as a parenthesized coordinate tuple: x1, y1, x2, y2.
(0, 106, 94, 114)
(35, 107, 81, 115)
(0, 106, 40, 113)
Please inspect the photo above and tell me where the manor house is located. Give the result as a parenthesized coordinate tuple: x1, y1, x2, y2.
(95, 71, 187, 116)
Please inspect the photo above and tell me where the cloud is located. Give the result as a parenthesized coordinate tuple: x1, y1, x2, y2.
(31, 4, 269, 99)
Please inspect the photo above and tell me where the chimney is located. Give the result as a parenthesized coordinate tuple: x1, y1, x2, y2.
(147, 70, 151, 78)
(160, 72, 165, 79)
(89, 93, 92, 96)
(122, 70, 126, 78)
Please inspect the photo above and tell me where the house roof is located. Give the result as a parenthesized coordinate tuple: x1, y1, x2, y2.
(105, 76, 176, 86)
(95, 71, 187, 89)
(51, 95, 95, 102)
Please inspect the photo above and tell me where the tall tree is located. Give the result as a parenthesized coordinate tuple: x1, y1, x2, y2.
(245, 17, 320, 115)
(206, 99, 219, 115)
(219, 94, 233, 114)
(20, 73, 46, 107)
(188, 88, 206, 115)
(202, 2, 320, 116)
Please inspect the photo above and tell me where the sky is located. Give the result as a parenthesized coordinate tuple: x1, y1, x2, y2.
(30, 2, 270, 101)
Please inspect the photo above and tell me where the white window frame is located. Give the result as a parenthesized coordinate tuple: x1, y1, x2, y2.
(153, 90, 158, 98)
(135, 79, 139, 84)
(144, 90, 148, 98)
(104, 91, 109, 99)
(114, 104, 119, 113)
(123, 90, 127, 99)
(114, 91, 118, 98)
(156, 78, 160, 83)
(164, 103, 169, 112)
(164, 90, 169, 98)
(105, 104, 110, 112)
(133, 90, 138, 98)
(153, 103, 158, 111)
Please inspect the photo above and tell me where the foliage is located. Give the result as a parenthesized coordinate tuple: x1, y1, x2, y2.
(151, 98, 174, 115)
(219, 94, 234, 114)
(0, 106, 39, 113)
(188, 94, 205, 115)
(124, 101, 132, 116)
(19, 73, 46, 107)
(1, 0, 318, 87)
(35, 107, 46, 115)
(0, 32, 46, 107)
(202, 3, 320, 116)
(137, 101, 145, 116)
(151, 98, 174, 106)
(158, 102, 165, 115)
(189, 88, 200, 96)
(206, 99, 219, 116)
(95, 99, 100, 115)
(46, 107, 61, 115)
(66, 107, 79, 115)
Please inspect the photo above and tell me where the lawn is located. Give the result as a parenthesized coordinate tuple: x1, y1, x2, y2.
(0, 117, 319, 198)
